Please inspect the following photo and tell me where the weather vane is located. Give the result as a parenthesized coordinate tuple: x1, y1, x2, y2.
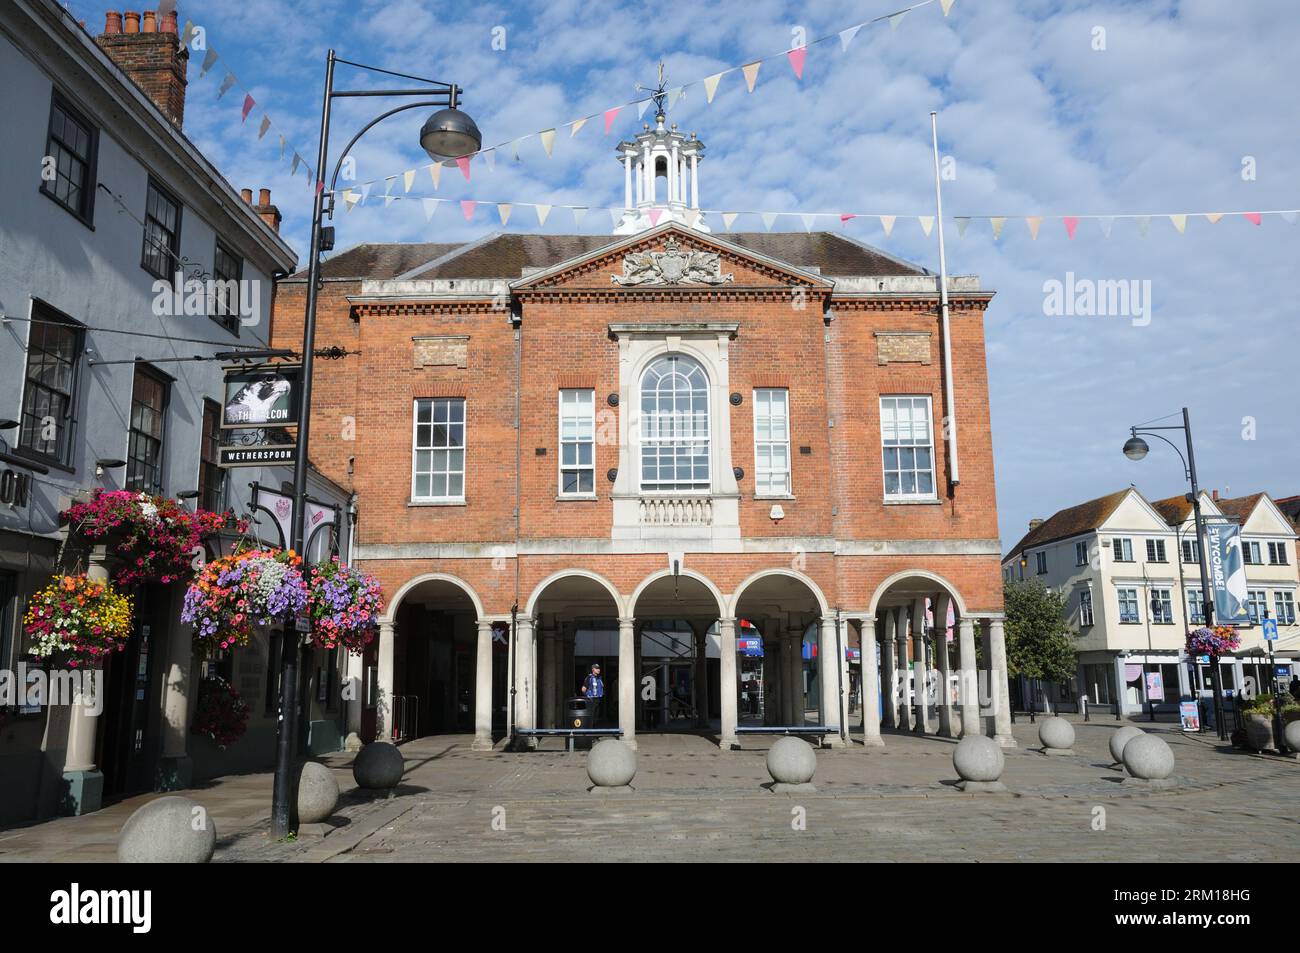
(636, 60, 669, 118)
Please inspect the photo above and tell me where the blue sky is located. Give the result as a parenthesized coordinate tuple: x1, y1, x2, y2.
(71, 0, 1299, 545)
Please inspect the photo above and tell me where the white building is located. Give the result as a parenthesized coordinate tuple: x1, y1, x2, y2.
(1002, 487, 1300, 717)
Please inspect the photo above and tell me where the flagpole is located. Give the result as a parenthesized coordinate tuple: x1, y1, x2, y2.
(930, 110, 959, 487)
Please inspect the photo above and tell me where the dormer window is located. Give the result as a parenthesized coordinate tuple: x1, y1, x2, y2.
(640, 354, 709, 492)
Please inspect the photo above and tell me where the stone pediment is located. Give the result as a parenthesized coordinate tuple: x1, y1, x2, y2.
(611, 237, 734, 286)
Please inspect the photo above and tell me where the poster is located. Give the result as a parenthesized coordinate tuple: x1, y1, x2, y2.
(1179, 699, 1201, 732)
(1145, 671, 1165, 701)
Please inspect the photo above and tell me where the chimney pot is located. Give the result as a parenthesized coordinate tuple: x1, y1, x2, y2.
(162, 11, 178, 33)
(104, 11, 122, 33)
(258, 188, 271, 205)
(240, 188, 253, 204)
(1212, 489, 1219, 502)
(142, 10, 157, 32)
(124, 11, 140, 33)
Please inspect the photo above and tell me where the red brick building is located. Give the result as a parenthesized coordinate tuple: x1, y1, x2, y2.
(272, 115, 1011, 751)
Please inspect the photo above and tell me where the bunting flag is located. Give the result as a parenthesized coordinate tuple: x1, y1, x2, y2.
(1098, 217, 1114, 238)
(217, 72, 237, 98)
(609, 207, 623, 227)
(636, 99, 651, 120)
(941, 0, 956, 14)
(1282, 211, 1298, 224)
(1169, 214, 1187, 233)
(180, 18, 195, 48)
(570, 117, 588, 138)
(1243, 212, 1262, 225)
(498, 203, 513, 226)
(954, 216, 970, 236)
(342, 188, 359, 211)
(841, 213, 858, 225)
(742, 61, 762, 92)
(788, 47, 807, 79)
(889, 11, 908, 29)
(456, 156, 472, 181)
(800, 213, 817, 231)
(279, 135, 287, 159)
(536, 204, 552, 226)
(666, 87, 683, 110)
(460, 200, 477, 221)
(1026, 216, 1042, 240)
(200, 48, 219, 77)
(1135, 216, 1150, 237)
(648, 209, 664, 226)
(761, 211, 778, 231)
(918, 215, 934, 237)
(290, 153, 301, 176)
(1063, 216, 1079, 239)
(704, 72, 724, 103)
(1205, 212, 1224, 224)
(483, 149, 496, 172)
(572, 207, 588, 227)
(428, 162, 442, 189)
(258, 115, 271, 140)
(990, 217, 1006, 239)
(422, 198, 437, 221)
(540, 128, 557, 157)
(879, 215, 896, 236)
(604, 106, 622, 134)
(839, 24, 863, 51)
(723, 212, 739, 231)
(398, 169, 413, 193)
(241, 94, 254, 121)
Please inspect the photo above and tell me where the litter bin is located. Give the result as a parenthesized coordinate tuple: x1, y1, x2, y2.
(566, 696, 592, 730)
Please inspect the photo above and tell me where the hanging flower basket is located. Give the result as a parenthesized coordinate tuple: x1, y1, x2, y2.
(61, 489, 237, 586)
(1187, 625, 1240, 660)
(190, 675, 250, 749)
(181, 548, 308, 651)
(23, 574, 133, 667)
(307, 558, 384, 654)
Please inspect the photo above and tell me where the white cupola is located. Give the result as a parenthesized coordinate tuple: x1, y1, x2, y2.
(613, 111, 707, 235)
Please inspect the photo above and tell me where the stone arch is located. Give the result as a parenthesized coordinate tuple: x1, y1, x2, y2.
(524, 568, 627, 618)
(379, 571, 485, 625)
(727, 567, 831, 619)
(629, 566, 727, 619)
(866, 569, 969, 621)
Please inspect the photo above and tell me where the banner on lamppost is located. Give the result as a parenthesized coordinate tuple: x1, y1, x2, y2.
(1202, 522, 1250, 623)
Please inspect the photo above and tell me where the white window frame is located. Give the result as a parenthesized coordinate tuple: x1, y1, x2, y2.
(1275, 591, 1296, 626)
(1246, 589, 1268, 624)
(1079, 589, 1094, 627)
(1112, 538, 1134, 562)
(1150, 587, 1173, 624)
(1186, 588, 1205, 624)
(1267, 541, 1289, 565)
(1117, 587, 1140, 623)
(1181, 539, 1200, 564)
(1145, 538, 1167, 562)
(1242, 541, 1261, 565)
(411, 397, 466, 502)
(753, 387, 791, 497)
(1075, 540, 1089, 566)
(1035, 551, 1047, 575)
(879, 395, 937, 501)
(558, 388, 596, 498)
(639, 353, 710, 493)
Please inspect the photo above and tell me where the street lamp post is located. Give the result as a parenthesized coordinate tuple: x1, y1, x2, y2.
(270, 50, 481, 839)
(1122, 406, 1227, 740)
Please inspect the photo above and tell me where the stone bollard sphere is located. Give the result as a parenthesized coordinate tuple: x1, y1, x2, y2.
(587, 738, 637, 788)
(352, 741, 404, 790)
(1109, 725, 1144, 764)
(1122, 733, 1175, 780)
(297, 761, 340, 824)
(1038, 716, 1075, 751)
(953, 735, 1004, 783)
(1283, 719, 1300, 756)
(766, 736, 817, 785)
(117, 796, 216, 863)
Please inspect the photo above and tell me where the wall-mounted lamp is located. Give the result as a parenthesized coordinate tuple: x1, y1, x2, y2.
(95, 458, 126, 479)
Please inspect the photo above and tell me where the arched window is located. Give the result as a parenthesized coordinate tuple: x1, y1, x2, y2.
(640, 354, 709, 491)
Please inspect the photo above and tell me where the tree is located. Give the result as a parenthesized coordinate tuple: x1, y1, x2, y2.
(1003, 579, 1077, 685)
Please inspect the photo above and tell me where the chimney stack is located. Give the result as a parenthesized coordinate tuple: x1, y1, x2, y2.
(253, 188, 282, 233)
(1212, 489, 1219, 502)
(96, 9, 189, 129)
(1028, 518, 1044, 531)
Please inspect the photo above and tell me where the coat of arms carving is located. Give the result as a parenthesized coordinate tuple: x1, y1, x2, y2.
(611, 237, 734, 286)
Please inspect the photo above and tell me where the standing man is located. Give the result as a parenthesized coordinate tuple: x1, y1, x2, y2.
(582, 663, 606, 726)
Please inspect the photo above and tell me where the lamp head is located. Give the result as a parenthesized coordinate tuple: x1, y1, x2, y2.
(1123, 435, 1150, 461)
(420, 107, 482, 160)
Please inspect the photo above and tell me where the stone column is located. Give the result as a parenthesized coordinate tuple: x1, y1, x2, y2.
(986, 618, 1016, 747)
(817, 616, 837, 744)
(786, 630, 804, 726)
(157, 586, 194, 790)
(894, 611, 912, 732)
(859, 617, 884, 747)
(375, 621, 395, 742)
(623, 153, 633, 209)
(344, 649, 363, 749)
(618, 617, 637, 749)
(690, 153, 700, 207)
(718, 617, 739, 749)
(912, 598, 930, 734)
(934, 595, 955, 738)
(61, 551, 108, 814)
(473, 620, 493, 750)
(669, 141, 679, 202)
(958, 617, 980, 738)
(881, 614, 897, 729)
(643, 142, 653, 202)
(514, 616, 535, 746)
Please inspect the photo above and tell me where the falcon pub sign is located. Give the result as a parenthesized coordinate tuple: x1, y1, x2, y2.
(221, 366, 302, 429)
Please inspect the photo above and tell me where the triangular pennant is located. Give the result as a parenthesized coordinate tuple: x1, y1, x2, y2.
(1242, 212, 1262, 226)
(722, 212, 739, 231)
(879, 215, 896, 236)
(357, 183, 371, 207)
(483, 149, 495, 172)
(180, 19, 195, 48)
(839, 24, 863, 51)
(427, 162, 442, 189)
(540, 128, 556, 156)
(761, 211, 778, 231)
(422, 198, 438, 222)
(1026, 216, 1042, 240)
(800, 213, 817, 232)
(383, 176, 396, 197)
(840, 213, 858, 225)
(200, 47, 219, 77)
(241, 94, 255, 121)
(1204, 212, 1224, 224)
(666, 87, 683, 110)
(648, 209, 664, 226)
(290, 152, 301, 176)
(403, 169, 416, 193)
(918, 216, 934, 237)
(604, 106, 622, 134)
(572, 207, 588, 227)
(456, 155, 471, 181)
(703, 72, 724, 103)
(342, 189, 359, 211)
(257, 115, 271, 140)
(788, 47, 807, 80)
(383, 192, 396, 208)
(609, 207, 623, 227)
(1169, 214, 1187, 233)
(954, 216, 970, 236)
(511, 139, 521, 162)
(742, 61, 761, 92)
(217, 72, 237, 98)
(460, 199, 476, 221)
(941, 0, 956, 15)
(1063, 216, 1079, 239)
(1135, 216, 1150, 237)
(1281, 211, 1298, 224)
(536, 204, 552, 226)
(498, 203, 512, 226)
(990, 217, 1006, 239)
(889, 10, 908, 29)
(636, 99, 651, 120)
(570, 117, 588, 138)
(1097, 217, 1114, 238)
(278, 134, 286, 159)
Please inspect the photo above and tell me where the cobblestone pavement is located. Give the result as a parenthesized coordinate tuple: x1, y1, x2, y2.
(3, 718, 1295, 863)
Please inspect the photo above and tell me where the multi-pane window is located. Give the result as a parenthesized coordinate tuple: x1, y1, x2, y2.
(1246, 590, 1268, 624)
(880, 395, 935, 499)
(141, 179, 181, 278)
(753, 388, 791, 496)
(1186, 588, 1205, 624)
(1075, 540, 1090, 566)
(558, 389, 595, 496)
(1145, 539, 1167, 562)
(211, 242, 242, 332)
(41, 94, 97, 221)
(198, 399, 224, 513)
(1112, 538, 1134, 562)
(1150, 588, 1173, 624)
(18, 305, 82, 465)
(126, 366, 167, 493)
(1035, 552, 1047, 574)
(1117, 587, 1140, 623)
(1181, 539, 1200, 564)
(1079, 589, 1094, 627)
(1275, 592, 1296, 626)
(1242, 541, 1261, 565)
(640, 354, 709, 492)
(1267, 542, 1290, 566)
(412, 398, 465, 501)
